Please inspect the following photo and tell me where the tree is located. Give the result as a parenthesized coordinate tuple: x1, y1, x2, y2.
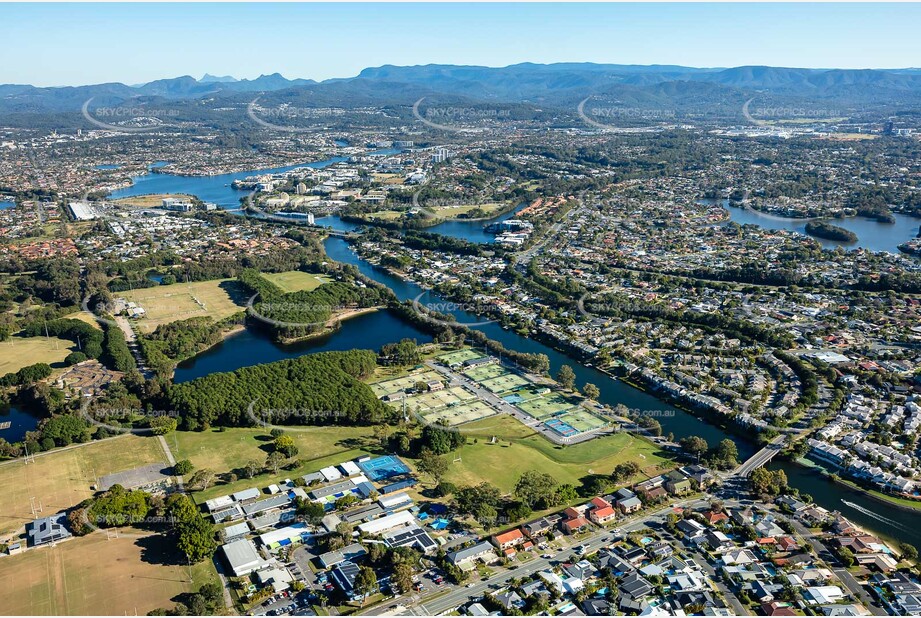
(899, 542, 919, 562)
(296, 497, 325, 524)
(274, 434, 299, 458)
(188, 469, 215, 491)
(149, 416, 177, 435)
(244, 460, 261, 479)
(582, 383, 600, 401)
(750, 467, 788, 497)
(679, 435, 709, 462)
(173, 459, 194, 476)
(177, 516, 217, 563)
(354, 565, 378, 604)
(417, 448, 449, 482)
(266, 451, 286, 475)
(392, 562, 414, 594)
(612, 461, 641, 483)
(556, 365, 576, 390)
(714, 439, 739, 467)
(515, 471, 559, 509)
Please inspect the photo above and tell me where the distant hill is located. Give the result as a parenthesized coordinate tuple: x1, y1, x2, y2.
(2, 62, 920, 117)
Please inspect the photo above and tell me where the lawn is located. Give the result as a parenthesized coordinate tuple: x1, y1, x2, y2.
(0, 435, 168, 537)
(439, 415, 671, 493)
(170, 426, 382, 502)
(0, 531, 217, 616)
(434, 202, 509, 219)
(120, 278, 247, 333)
(262, 271, 328, 293)
(0, 335, 76, 376)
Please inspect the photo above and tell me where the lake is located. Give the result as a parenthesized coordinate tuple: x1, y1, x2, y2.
(0, 403, 44, 443)
(705, 199, 921, 254)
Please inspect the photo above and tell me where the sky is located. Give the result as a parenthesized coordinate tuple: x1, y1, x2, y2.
(3, 3, 921, 87)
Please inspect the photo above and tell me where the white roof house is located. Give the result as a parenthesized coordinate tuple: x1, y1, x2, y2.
(320, 466, 343, 482)
(221, 539, 266, 576)
(358, 510, 415, 535)
(339, 461, 362, 476)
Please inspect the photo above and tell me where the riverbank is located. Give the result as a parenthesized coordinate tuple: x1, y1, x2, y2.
(796, 456, 921, 513)
(275, 306, 383, 345)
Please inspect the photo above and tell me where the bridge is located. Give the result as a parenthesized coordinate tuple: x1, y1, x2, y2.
(727, 434, 788, 478)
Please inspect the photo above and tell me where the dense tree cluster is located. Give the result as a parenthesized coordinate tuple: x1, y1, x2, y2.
(87, 484, 152, 527)
(139, 316, 229, 376)
(162, 350, 391, 429)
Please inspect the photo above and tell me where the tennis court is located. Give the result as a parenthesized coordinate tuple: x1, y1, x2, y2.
(462, 363, 508, 382)
(397, 386, 475, 413)
(518, 393, 579, 419)
(370, 371, 442, 397)
(357, 455, 411, 481)
(545, 418, 579, 438)
(422, 400, 495, 426)
(480, 373, 530, 393)
(437, 348, 483, 366)
(558, 408, 608, 432)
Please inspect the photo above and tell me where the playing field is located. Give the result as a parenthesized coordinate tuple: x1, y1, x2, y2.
(0, 335, 75, 376)
(120, 279, 247, 333)
(0, 435, 167, 537)
(436, 348, 483, 366)
(440, 415, 670, 494)
(0, 532, 216, 616)
(369, 371, 443, 398)
(263, 271, 328, 293)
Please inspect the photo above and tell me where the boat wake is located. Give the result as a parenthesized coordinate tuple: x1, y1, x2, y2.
(841, 500, 911, 533)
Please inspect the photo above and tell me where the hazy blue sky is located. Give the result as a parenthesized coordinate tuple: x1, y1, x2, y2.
(4, 3, 920, 86)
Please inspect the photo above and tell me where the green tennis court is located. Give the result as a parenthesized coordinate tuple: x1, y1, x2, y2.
(463, 363, 508, 382)
(422, 400, 495, 426)
(558, 408, 609, 432)
(437, 348, 483, 366)
(518, 393, 580, 419)
(480, 373, 530, 393)
(370, 371, 442, 397)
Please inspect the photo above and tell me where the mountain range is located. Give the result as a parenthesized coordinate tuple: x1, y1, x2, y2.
(3, 63, 921, 117)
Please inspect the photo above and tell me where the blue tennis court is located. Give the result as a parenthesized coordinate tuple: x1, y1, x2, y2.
(358, 455, 411, 481)
(503, 394, 524, 404)
(545, 418, 578, 437)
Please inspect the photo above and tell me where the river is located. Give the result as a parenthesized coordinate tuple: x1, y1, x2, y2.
(703, 198, 921, 254)
(119, 162, 921, 548)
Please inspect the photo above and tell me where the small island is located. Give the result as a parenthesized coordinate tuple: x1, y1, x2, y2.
(805, 220, 858, 242)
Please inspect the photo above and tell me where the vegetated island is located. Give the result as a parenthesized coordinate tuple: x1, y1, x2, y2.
(805, 220, 858, 242)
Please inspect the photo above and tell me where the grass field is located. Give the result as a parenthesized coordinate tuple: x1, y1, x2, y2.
(0, 335, 76, 375)
(170, 426, 382, 502)
(69, 311, 104, 331)
(434, 202, 508, 219)
(0, 531, 216, 616)
(262, 271, 328, 293)
(120, 279, 246, 333)
(440, 415, 670, 493)
(0, 435, 168, 538)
